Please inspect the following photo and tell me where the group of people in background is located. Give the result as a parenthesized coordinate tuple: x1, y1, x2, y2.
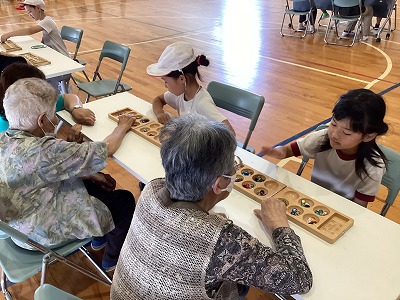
(0, 0, 391, 299)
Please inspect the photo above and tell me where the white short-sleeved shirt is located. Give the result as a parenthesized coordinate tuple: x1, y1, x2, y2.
(291, 129, 385, 202)
(163, 88, 227, 123)
(38, 16, 70, 57)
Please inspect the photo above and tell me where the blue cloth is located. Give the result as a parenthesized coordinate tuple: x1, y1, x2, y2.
(0, 94, 65, 133)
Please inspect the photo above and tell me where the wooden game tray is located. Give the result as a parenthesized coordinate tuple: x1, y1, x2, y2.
(108, 107, 163, 147)
(108, 107, 154, 130)
(234, 164, 286, 199)
(20, 52, 51, 66)
(133, 122, 163, 147)
(1, 40, 22, 52)
(274, 187, 354, 244)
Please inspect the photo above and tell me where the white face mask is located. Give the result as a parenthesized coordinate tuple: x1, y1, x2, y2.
(220, 174, 236, 193)
(41, 115, 59, 138)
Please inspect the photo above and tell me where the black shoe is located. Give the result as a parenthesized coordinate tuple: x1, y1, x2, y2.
(139, 182, 146, 191)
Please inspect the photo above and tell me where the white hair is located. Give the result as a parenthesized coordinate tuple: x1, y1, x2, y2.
(4, 78, 58, 131)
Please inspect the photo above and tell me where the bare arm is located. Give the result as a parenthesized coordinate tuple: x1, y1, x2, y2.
(222, 119, 236, 137)
(259, 144, 294, 159)
(62, 94, 96, 126)
(1, 25, 43, 42)
(152, 94, 170, 124)
(103, 114, 136, 156)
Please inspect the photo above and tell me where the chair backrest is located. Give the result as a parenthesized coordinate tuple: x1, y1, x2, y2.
(378, 145, 400, 206)
(315, 0, 332, 10)
(207, 81, 264, 148)
(332, 0, 361, 8)
(60, 26, 84, 60)
(35, 284, 82, 300)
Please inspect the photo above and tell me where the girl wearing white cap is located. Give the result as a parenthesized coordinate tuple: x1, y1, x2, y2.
(0, 0, 69, 57)
(147, 41, 235, 135)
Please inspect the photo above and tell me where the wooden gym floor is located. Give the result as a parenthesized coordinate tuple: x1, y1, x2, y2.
(1, 0, 400, 299)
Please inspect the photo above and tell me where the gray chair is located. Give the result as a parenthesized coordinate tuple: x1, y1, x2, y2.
(77, 40, 132, 102)
(324, 0, 362, 46)
(207, 81, 264, 153)
(0, 220, 111, 300)
(378, 145, 400, 216)
(281, 0, 313, 38)
(60, 26, 90, 83)
(34, 284, 81, 300)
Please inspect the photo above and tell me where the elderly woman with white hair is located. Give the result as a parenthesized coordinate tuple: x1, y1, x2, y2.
(111, 114, 312, 299)
(0, 78, 136, 271)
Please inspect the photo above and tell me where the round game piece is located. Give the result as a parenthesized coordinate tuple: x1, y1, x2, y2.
(256, 189, 266, 196)
(254, 175, 264, 182)
(242, 183, 254, 189)
(140, 118, 150, 123)
(307, 217, 317, 224)
(242, 171, 250, 176)
(235, 177, 243, 182)
(291, 208, 299, 216)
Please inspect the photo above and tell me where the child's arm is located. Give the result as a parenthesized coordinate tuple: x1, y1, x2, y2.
(1, 25, 43, 42)
(259, 144, 294, 159)
(62, 94, 96, 126)
(152, 95, 170, 124)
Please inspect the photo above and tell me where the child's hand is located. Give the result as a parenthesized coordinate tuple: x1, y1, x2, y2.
(156, 112, 171, 124)
(1, 35, 8, 43)
(258, 145, 291, 159)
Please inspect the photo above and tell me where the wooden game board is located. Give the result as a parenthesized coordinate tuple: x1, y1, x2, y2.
(234, 164, 286, 198)
(274, 187, 354, 244)
(108, 107, 163, 147)
(20, 52, 51, 66)
(1, 40, 22, 52)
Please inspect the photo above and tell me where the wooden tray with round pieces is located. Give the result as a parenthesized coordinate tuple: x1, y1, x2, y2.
(273, 187, 354, 244)
(1, 40, 22, 52)
(20, 52, 51, 66)
(234, 164, 286, 199)
(108, 107, 155, 130)
(108, 107, 163, 147)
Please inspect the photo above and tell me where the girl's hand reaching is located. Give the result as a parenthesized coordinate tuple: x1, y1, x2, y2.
(258, 145, 292, 159)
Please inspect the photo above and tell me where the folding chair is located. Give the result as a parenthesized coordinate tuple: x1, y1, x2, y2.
(34, 284, 81, 300)
(378, 145, 400, 216)
(315, 0, 333, 30)
(77, 40, 132, 102)
(207, 81, 265, 153)
(324, 0, 362, 46)
(60, 26, 90, 83)
(281, 0, 313, 38)
(368, 0, 397, 42)
(0, 220, 111, 300)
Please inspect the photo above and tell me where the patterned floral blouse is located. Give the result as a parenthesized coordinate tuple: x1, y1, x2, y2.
(205, 223, 313, 296)
(0, 130, 114, 247)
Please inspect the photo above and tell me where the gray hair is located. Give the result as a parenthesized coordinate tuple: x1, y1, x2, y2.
(4, 78, 58, 131)
(159, 114, 237, 201)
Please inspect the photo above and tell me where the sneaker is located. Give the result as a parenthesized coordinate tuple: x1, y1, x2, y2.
(361, 35, 369, 41)
(308, 25, 315, 33)
(102, 258, 117, 272)
(297, 23, 306, 31)
(341, 31, 354, 38)
(321, 12, 329, 19)
(374, 24, 380, 30)
(91, 236, 107, 251)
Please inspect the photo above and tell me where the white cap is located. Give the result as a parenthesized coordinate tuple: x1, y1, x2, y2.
(146, 42, 197, 77)
(20, 0, 45, 10)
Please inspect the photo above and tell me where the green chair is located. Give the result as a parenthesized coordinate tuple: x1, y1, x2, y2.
(0, 220, 111, 300)
(77, 40, 132, 102)
(60, 26, 90, 83)
(324, 0, 362, 46)
(281, 0, 313, 38)
(378, 145, 400, 216)
(207, 81, 264, 153)
(34, 284, 81, 300)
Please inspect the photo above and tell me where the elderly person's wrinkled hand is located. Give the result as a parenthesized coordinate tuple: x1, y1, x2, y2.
(71, 108, 96, 126)
(118, 114, 136, 132)
(254, 198, 290, 235)
(90, 172, 117, 191)
(67, 124, 84, 143)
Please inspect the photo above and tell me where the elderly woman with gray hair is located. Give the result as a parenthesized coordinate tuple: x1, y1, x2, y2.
(0, 78, 136, 271)
(111, 114, 312, 299)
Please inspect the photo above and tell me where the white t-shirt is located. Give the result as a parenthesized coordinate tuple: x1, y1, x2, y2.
(292, 129, 385, 202)
(38, 16, 70, 57)
(163, 88, 226, 123)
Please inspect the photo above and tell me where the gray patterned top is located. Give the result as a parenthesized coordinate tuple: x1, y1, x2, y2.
(0, 130, 114, 247)
(205, 223, 312, 296)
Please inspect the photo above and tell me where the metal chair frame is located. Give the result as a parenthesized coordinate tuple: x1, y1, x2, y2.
(324, 0, 363, 46)
(77, 40, 132, 102)
(371, 0, 397, 42)
(207, 81, 265, 153)
(281, 0, 314, 38)
(0, 221, 111, 300)
(60, 26, 90, 83)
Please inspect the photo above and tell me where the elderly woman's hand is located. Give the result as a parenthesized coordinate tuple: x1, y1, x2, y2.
(67, 124, 84, 143)
(71, 108, 96, 126)
(254, 198, 290, 234)
(89, 172, 117, 191)
(118, 114, 136, 132)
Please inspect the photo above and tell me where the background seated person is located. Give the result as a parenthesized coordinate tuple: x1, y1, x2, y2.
(0, 53, 27, 72)
(147, 41, 235, 135)
(110, 114, 312, 299)
(0, 62, 95, 133)
(0, 78, 136, 271)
